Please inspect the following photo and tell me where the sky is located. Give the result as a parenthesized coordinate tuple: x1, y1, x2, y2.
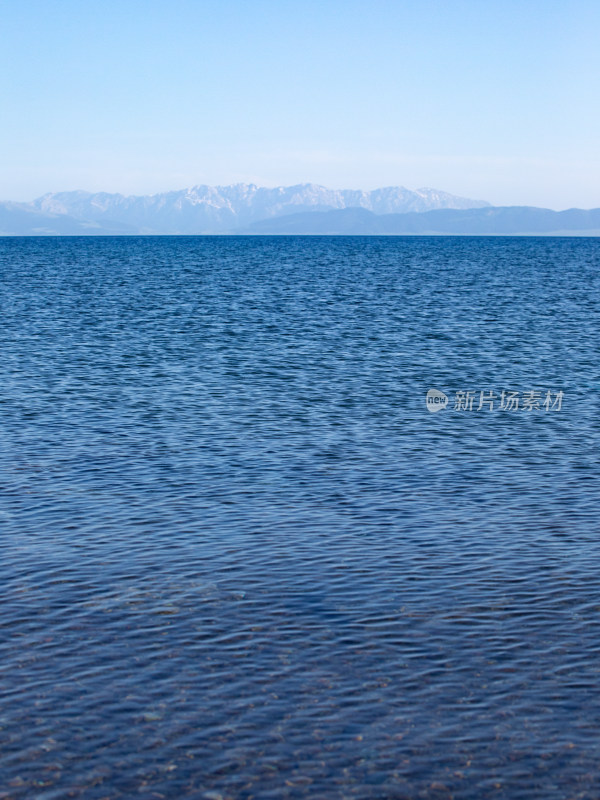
(1, 0, 599, 209)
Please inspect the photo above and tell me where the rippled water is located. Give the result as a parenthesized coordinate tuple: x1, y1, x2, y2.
(1, 235, 600, 799)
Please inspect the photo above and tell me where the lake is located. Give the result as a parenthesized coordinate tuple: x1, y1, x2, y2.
(2, 235, 600, 799)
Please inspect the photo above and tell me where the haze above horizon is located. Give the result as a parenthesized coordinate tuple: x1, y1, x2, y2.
(1, 0, 598, 211)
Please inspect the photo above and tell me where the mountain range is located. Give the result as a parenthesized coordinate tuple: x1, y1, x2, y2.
(0, 183, 598, 236)
(0, 183, 488, 235)
(243, 206, 600, 236)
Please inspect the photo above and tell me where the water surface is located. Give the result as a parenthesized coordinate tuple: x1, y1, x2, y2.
(1, 236, 600, 799)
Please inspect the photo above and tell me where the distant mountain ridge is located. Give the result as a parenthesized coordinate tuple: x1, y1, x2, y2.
(0, 202, 138, 236)
(244, 206, 600, 236)
(1, 184, 598, 236)
(0, 183, 489, 235)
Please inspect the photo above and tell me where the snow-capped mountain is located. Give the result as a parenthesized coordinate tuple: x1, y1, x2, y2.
(22, 183, 490, 234)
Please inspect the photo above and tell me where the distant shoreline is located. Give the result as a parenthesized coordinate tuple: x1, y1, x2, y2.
(2, 232, 600, 238)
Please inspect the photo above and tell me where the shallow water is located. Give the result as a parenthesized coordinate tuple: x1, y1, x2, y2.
(1, 235, 600, 799)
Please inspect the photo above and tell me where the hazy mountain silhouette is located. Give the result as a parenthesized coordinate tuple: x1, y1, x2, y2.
(0, 203, 137, 235)
(2, 183, 489, 235)
(1, 186, 598, 235)
(242, 206, 600, 235)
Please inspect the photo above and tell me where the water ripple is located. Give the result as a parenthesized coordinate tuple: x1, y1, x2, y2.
(1, 236, 600, 798)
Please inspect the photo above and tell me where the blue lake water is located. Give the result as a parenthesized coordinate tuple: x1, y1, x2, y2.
(1, 235, 600, 799)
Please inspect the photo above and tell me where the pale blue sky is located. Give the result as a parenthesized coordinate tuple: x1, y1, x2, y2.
(1, 0, 599, 208)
